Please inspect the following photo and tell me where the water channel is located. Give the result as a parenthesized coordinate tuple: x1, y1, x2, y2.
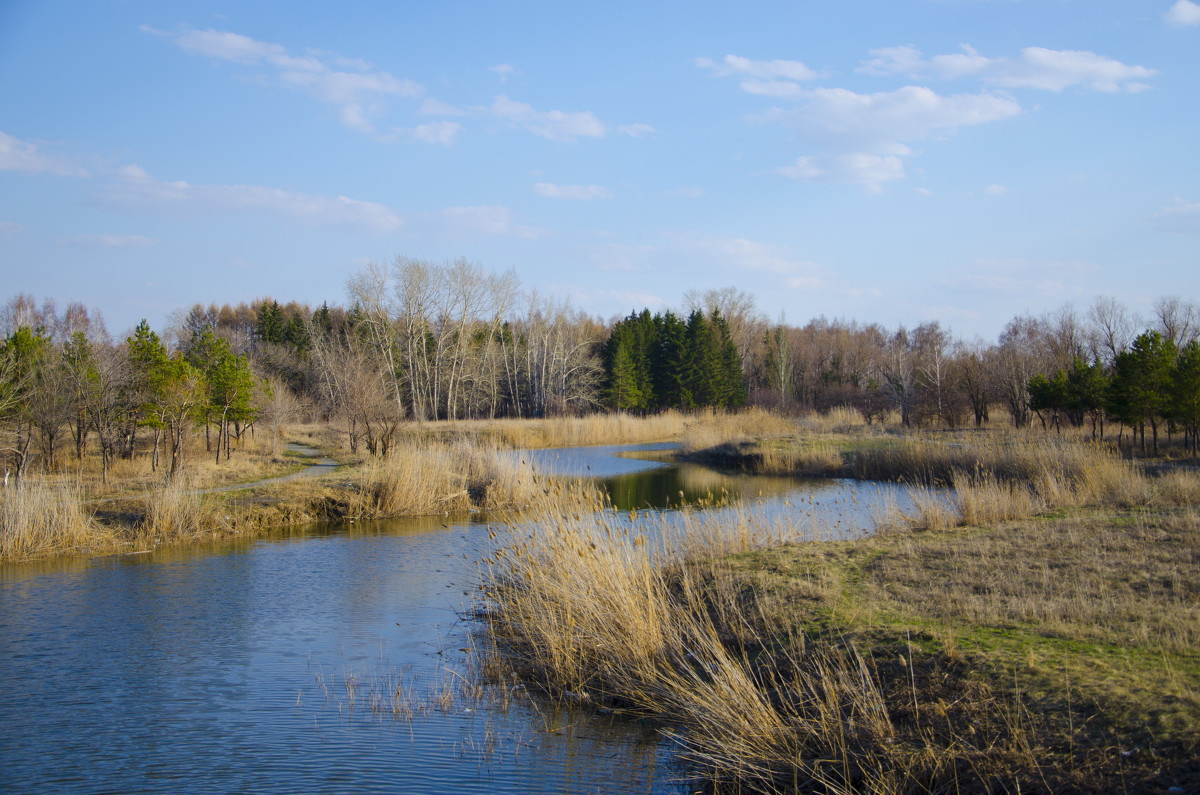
(0, 444, 920, 793)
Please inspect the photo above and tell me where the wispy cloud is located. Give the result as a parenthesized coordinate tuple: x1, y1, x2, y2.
(700, 51, 1024, 191)
(1164, 0, 1200, 27)
(696, 55, 822, 101)
(696, 54, 819, 82)
(490, 64, 520, 82)
(102, 164, 403, 232)
(533, 182, 613, 200)
(144, 25, 423, 135)
(618, 123, 656, 138)
(764, 85, 1022, 191)
(1151, 198, 1200, 233)
(489, 95, 607, 141)
(672, 232, 827, 288)
(858, 44, 1156, 93)
(417, 98, 465, 117)
(984, 184, 1008, 196)
(410, 121, 462, 145)
(429, 206, 548, 238)
(63, 234, 156, 247)
(0, 131, 89, 177)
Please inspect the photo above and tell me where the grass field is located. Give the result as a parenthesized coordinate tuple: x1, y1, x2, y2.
(480, 420, 1200, 794)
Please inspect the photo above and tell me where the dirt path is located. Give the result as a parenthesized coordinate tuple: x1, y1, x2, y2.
(196, 443, 341, 495)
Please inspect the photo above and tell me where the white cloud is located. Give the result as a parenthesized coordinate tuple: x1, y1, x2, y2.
(490, 64, 520, 82)
(63, 234, 156, 247)
(489, 95, 607, 141)
(618, 123, 656, 138)
(1151, 198, 1200, 232)
(0, 131, 89, 177)
(696, 55, 819, 82)
(765, 85, 1021, 191)
(1164, 0, 1200, 26)
(533, 182, 613, 200)
(703, 51, 1023, 191)
(102, 164, 403, 232)
(697, 55, 822, 102)
(914, 187, 933, 197)
(772, 86, 1021, 149)
(984, 184, 1008, 195)
(859, 44, 1155, 93)
(431, 206, 547, 238)
(411, 121, 462, 145)
(418, 98, 465, 116)
(780, 153, 907, 193)
(148, 26, 423, 135)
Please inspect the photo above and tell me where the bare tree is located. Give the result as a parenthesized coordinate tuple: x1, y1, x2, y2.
(255, 376, 302, 456)
(683, 286, 765, 375)
(881, 327, 918, 426)
(1087, 296, 1139, 367)
(1153, 295, 1200, 349)
(85, 344, 132, 484)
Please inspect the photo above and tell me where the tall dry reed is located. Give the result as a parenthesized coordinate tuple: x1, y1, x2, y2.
(357, 438, 539, 517)
(140, 472, 226, 542)
(480, 485, 1038, 793)
(1, 476, 103, 560)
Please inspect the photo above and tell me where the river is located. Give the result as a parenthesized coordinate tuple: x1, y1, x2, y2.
(0, 444, 919, 793)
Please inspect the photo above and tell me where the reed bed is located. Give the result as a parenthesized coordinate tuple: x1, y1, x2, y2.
(479, 486, 1056, 793)
(677, 407, 799, 455)
(1, 475, 108, 559)
(139, 471, 228, 542)
(355, 438, 539, 517)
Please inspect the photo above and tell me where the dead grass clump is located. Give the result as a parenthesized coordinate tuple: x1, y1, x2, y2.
(755, 441, 845, 477)
(140, 472, 227, 542)
(672, 408, 796, 456)
(357, 438, 538, 517)
(1, 476, 105, 560)
(480, 486, 1056, 793)
(954, 473, 1042, 525)
(1152, 467, 1200, 507)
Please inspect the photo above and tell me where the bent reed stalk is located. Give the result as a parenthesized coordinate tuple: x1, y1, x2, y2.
(479, 486, 1048, 793)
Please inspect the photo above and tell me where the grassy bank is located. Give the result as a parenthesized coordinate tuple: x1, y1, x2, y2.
(480, 439, 1200, 793)
(6, 410, 757, 562)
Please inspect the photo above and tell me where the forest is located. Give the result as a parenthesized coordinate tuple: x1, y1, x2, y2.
(3, 254, 1200, 478)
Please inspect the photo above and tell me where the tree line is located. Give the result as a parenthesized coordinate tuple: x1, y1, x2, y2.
(3, 263, 1200, 478)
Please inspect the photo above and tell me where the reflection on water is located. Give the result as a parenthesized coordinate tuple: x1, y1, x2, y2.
(1, 442, 920, 793)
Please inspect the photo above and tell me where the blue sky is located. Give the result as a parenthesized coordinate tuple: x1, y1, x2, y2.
(1, 0, 1197, 341)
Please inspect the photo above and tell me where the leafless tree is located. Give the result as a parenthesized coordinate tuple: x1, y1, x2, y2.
(255, 376, 303, 456)
(683, 286, 765, 374)
(1087, 296, 1139, 367)
(1153, 295, 1200, 349)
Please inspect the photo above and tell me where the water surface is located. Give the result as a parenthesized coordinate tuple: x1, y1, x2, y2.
(1, 443, 920, 793)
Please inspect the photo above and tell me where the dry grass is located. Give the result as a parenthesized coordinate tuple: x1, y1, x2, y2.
(481, 450, 1200, 792)
(355, 438, 539, 517)
(138, 471, 230, 543)
(677, 407, 799, 454)
(1, 475, 110, 559)
(479, 486, 1069, 793)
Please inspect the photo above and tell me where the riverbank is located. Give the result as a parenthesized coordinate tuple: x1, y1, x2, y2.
(481, 428, 1200, 794)
(3, 411, 783, 563)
